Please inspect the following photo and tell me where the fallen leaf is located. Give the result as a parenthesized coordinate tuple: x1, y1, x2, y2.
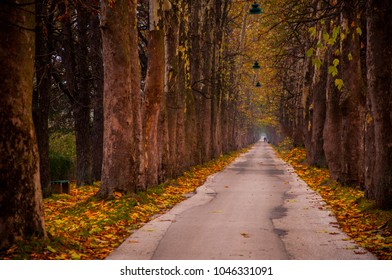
(241, 232, 250, 238)
(354, 250, 367, 255)
(46, 246, 56, 253)
(71, 252, 81, 260)
(287, 199, 297, 203)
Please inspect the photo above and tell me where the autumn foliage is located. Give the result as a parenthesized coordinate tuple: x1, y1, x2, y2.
(1, 149, 247, 260)
(279, 147, 392, 260)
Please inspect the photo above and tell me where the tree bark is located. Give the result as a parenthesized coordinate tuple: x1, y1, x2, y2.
(130, 0, 144, 191)
(33, 0, 52, 197)
(220, 59, 233, 154)
(97, 0, 139, 197)
(163, 0, 180, 178)
(175, 1, 188, 173)
(366, 0, 392, 209)
(308, 36, 327, 167)
(339, 0, 365, 186)
(143, 0, 167, 187)
(189, 0, 203, 165)
(323, 48, 342, 180)
(199, 2, 214, 162)
(302, 51, 314, 158)
(74, 6, 92, 186)
(364, 104, 375, 199)
(90, 12, 104, 182)
(211, 0, 225, 158)
(0, 0, 46, 250)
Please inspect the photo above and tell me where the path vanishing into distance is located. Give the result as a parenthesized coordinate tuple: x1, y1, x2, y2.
(107, 142, 376, 260)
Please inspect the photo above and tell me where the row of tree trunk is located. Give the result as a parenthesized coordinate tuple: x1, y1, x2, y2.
(97, 0, 261, 196)
(277, 0, 392, 209)
(33, 0, 104, 195)
(32, 0, 260, 197)
(0, 0, 261, 250)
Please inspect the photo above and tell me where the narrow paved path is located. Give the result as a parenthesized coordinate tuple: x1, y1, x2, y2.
(107, 142, 375, 260)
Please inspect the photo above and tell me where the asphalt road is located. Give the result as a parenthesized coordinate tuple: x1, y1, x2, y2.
(106, 141, 376, 260)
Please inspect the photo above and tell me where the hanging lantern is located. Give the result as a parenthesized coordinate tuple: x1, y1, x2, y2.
(249, 2, 262, 15)
(252, 61, 261, 69)
(255, 82, 262, 87)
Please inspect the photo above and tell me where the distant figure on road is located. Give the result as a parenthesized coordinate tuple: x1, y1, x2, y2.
(263, 137, 268, 142)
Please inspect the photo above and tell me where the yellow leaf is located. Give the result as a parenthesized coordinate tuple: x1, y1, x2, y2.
(46, 245, 56, 253)
(71, 252, 81, 260)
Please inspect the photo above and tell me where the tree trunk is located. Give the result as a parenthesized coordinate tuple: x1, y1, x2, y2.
(144, 28, 165, 186)
(74, 5, 92, 186)
(323, 48, 342, 180)
(306, 1, 330, 167)
(211, 0, 225, 158)
(339, 0, 365, 186)
(0, 0, 46, 250)
(175, 1, 188, 173)
(143, 0, 168, 187)
(307, 15, 327, 167)
(292, 60, 305, 147)
(57, 2, 92, 186)
(97, 0, 139, 197)
(90, 13, 104, 182)
(199, 2, 214, 162)
(366, 0, 392, 209)
(302, 52, 314, 157)
(33, 0, 52, 197)
(220, 72, 231, 154)
(364, 105, 375, 199)
(163, 0, 180, 178)
(302, 1, 319, 160)
(189, 0, 203, 164)
(130, 0, 144, 191)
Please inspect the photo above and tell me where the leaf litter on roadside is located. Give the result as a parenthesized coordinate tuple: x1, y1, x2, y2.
(2, 148, 248, 260)
(277, 147, 392, 260)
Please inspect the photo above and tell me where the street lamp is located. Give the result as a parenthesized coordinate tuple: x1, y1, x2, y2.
(252, 61, 261, 69)
(249, 2, 262, 15)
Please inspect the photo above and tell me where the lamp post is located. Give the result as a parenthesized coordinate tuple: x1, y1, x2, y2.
(248, 2, 263, 88)
(249, 2, 262, 15)
(252, 61, 261, 69)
